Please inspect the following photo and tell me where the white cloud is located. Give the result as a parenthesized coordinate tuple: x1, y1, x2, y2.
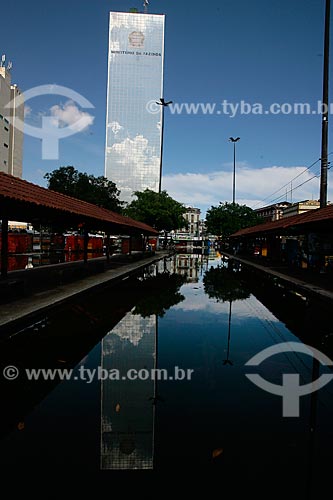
(108, 121, 124, 135)
(24, 105, 32, 117)
(107, 134, 160, 199)
(36, 168, 46, 177)
(162, 165, 325, 213)
(50, 100, 94, 132)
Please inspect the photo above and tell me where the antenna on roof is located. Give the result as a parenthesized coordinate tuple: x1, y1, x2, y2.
(0, 55, 5, 68)
(7, 61, 12, 71)
(144, 0, 149, 14)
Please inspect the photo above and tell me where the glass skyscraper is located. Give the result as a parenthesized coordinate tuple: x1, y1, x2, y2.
(105, 12, 165, 203)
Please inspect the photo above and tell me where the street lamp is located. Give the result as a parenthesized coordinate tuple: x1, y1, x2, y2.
(229, 137, 240, 204)
(157, 98, 173, 192)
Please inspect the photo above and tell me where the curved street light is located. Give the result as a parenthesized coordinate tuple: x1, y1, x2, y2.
(229, 137, 240, 204)
(157, 98, 173, 193)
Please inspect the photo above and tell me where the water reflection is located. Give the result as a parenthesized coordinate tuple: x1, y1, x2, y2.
(133, 273, 186, 317)
(0, 253, 332, 486)
(224, 301, 233, 366)
(100, 270, 187, 470)
(0, 261, 188, 470)
(101, 314, 156, 470)
(203, 263, 250, 303)
(0, 277, 140, 442)
(230, 260, 333, 494)
(5, 252, 103, 272)
(170, 253, 201, 282)
(203, 264, 250, 366)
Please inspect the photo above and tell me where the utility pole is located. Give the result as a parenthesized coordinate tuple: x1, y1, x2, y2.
(320, 0, 331, 208)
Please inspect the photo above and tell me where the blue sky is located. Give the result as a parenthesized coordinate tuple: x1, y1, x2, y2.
(1, 0, 332, 213)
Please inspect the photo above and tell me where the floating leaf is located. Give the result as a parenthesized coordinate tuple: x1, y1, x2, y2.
(212, 448, 223, 459)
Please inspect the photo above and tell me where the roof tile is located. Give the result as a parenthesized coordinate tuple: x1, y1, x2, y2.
(231, 205, 333, 237)
(0, 172, 158, 234)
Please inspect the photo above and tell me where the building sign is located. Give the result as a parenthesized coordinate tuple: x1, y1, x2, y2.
(129, 31, 145, 48)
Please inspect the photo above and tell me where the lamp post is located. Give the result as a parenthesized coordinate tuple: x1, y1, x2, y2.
(156, 98, 173, 193)
(320, 0, 331, 208)
(229, 137, 240, 204)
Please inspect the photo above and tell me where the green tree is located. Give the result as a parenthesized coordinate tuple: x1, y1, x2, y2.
(125, 189, 187, 235)
(206, 202, 261, 239)
(44, 166, 123, 212)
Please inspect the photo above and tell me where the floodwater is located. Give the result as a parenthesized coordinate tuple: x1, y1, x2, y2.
(0, 252, 332, 491)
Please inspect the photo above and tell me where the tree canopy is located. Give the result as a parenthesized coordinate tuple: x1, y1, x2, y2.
(125, 189, 187, 232)
(44, 166, 123, 213)
(206, 202, 261, 238)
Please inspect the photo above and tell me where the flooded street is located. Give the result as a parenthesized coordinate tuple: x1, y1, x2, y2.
(0, 253, 332, 489)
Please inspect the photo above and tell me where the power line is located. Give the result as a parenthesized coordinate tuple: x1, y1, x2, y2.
(252, 158, 321, 209)
(268, 171, 322, 205)
(253, 152, 333, 209)
(270, 172, 321, 205)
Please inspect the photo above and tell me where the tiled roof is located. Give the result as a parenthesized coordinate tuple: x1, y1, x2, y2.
(0, 172, 158, 234)
(231, 204, 333, 237)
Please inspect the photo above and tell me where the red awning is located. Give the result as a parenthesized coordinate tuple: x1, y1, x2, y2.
(231, 205, 333, 238)
(0, 172, 158, 235)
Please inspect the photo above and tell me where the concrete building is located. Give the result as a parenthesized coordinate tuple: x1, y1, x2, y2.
(105, 11, 165, 202)
(8, 84, 24, 178)
(282, 200, 320, 218)
(0, 67, 11, 174)
(254, 202, 291, 222)
(0, 64, 23, 178)
(175, 207, 201, 238)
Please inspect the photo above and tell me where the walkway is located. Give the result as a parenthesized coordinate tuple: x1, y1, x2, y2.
(0, 252, 168, 332)
(222, 252, 333, 303)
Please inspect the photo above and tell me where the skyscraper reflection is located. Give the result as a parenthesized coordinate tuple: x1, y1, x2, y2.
(100, 312, 156, 470)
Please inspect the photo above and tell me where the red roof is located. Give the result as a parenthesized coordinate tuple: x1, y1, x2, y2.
(0, 172, 158, 235)
(231, 204, 333, 237)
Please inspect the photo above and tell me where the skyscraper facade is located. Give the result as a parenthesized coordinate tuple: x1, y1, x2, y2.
(105, 11, 165, 203)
